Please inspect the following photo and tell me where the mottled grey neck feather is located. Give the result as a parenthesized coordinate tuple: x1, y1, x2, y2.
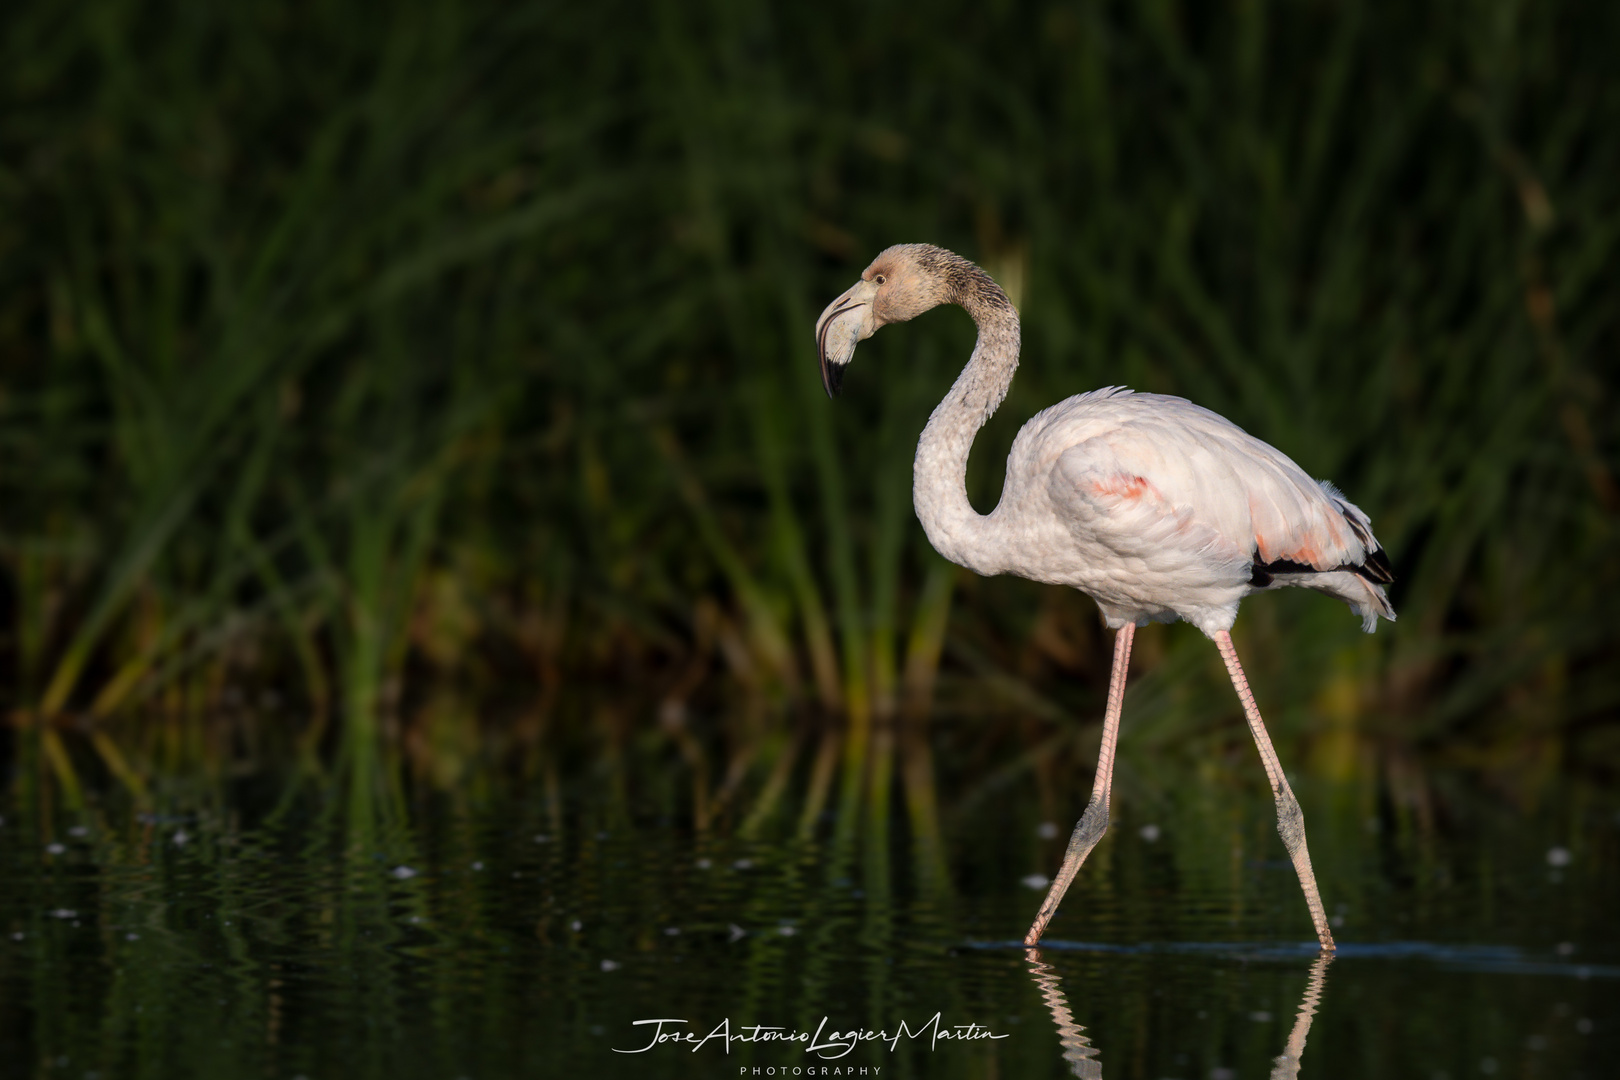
(912, 262, 1020, 575)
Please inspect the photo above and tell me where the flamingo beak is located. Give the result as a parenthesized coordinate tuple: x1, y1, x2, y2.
(814, 279, 879, 398)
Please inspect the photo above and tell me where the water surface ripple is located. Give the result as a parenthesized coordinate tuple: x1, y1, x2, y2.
(1, 754, 1615, 1078)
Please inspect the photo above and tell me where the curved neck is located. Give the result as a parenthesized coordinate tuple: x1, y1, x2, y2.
(912, 294, 1020, 574)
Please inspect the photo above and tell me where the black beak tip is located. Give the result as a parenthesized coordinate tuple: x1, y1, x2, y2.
(821, 358, 845, 399)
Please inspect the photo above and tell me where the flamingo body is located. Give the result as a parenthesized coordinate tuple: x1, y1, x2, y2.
(940, 386, 1394, 636)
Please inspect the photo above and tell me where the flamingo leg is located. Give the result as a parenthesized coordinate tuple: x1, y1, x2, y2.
(1213, 629, 1336, 951)
(1024, 621, 1134, 946)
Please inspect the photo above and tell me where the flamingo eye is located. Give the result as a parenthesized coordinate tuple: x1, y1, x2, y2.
(874, 274, 886, 285)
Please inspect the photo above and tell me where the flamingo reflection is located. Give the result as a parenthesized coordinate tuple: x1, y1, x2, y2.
(1269, 952, 1332, 1080)
(1025, 948, 1104, 1078)
(1023, 949, 1333, 1079)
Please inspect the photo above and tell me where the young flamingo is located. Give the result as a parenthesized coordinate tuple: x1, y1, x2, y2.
(815, 244, 1393, 950)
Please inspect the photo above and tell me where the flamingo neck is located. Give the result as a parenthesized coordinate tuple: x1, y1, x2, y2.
(913, 297, 1020, 575)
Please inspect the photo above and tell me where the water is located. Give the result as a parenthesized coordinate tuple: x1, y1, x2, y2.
(0, 725, 1615, 1079)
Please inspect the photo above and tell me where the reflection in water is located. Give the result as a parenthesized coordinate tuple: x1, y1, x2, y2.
(1271, 953, 1332, 1080)
(3, 716, 1614, 1078)
(1025, 948, 1334, 1080)
(1025, 948, 1103, 1078)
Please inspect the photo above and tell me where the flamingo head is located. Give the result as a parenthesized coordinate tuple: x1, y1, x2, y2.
(813, 244, 955, 397)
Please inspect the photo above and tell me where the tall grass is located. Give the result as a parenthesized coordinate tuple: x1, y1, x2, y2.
(0, 0, 1615, 790)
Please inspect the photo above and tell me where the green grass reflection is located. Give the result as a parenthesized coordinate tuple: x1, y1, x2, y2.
(2, 710, 1617, 1077)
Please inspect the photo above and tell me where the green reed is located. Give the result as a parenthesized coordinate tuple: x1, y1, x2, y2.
(0, 0, 1615, 798)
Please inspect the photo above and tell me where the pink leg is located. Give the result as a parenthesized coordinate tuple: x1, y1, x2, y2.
(1024, 622, 1134, 946)
(1213, 630, 1335, 951)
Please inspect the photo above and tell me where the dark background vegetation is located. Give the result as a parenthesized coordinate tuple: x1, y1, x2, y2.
(1, 0, 1616, 802)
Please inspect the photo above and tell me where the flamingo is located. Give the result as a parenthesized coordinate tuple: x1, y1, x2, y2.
(814, 244, 1394, 951)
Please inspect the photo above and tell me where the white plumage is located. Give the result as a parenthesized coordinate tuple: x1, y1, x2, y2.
(815, 243, 1394, 952)
(997, 386, 1393, 634)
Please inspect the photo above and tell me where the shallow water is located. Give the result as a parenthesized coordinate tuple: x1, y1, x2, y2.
(0, 726, 1615, 1079)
